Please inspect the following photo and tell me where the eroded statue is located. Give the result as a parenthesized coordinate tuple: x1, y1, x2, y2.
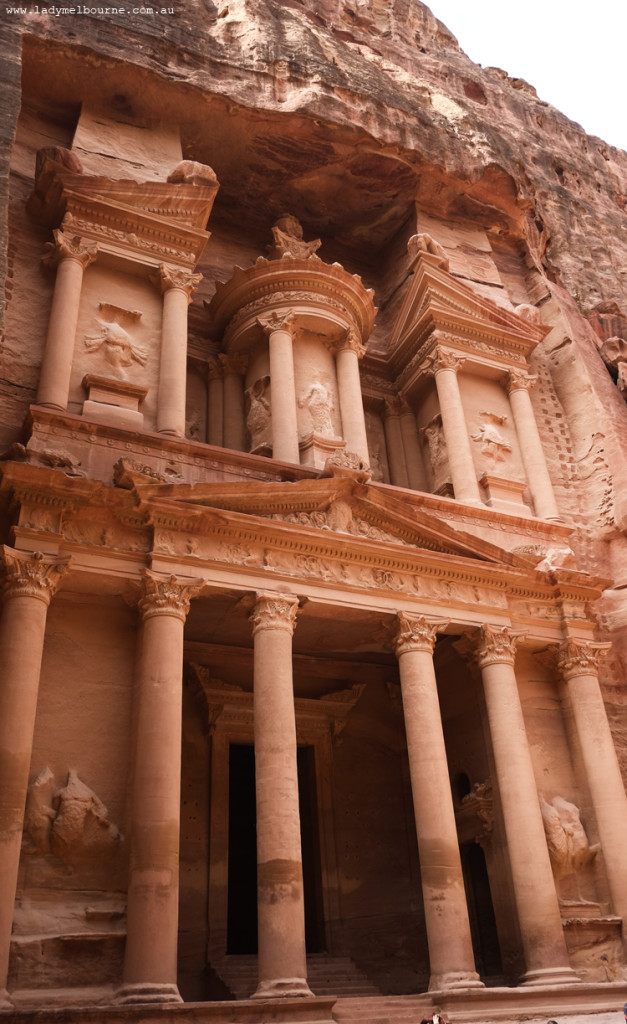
(266, 214, 322, 260)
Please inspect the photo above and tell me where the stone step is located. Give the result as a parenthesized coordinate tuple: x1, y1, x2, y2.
(211, 955, 382, 1001)
(332, 995, 432, 1024)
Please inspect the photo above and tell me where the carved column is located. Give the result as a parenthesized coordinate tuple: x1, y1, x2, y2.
(398, 397, 427, 492)
(333, 329, 370, 466)
(249, 593, 312, 999)
(554, 639, 627, 949)
(426, 349, 481, 505)
(464, 626, 577, 985)
(219, 353, 248, 452)
(504, 371, 561, 521)
(383, 399, 409, 488)
(207, 358, 224, 447)
(393, 614, 482, 991)
(116, 570, 204, 1006)
(0, 547, 70, 1009)
(37, 230, 98, 410)
(154, 265, 202, 437)
(258, 312, 300, 464)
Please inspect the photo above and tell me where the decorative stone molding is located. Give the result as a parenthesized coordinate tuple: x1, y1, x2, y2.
(256, 309, 296, 337)
(152, 263, 202, 300)
(137, 569, 205, 622)
(554, 638, 611, 680)
(392, 612, 448, 655)
(42, 229, 98, 270)
(1, 547, 71, 605)
(503, 368, 538, 393)
(459, 624, 524, 668)
(249, 592, 299, 636)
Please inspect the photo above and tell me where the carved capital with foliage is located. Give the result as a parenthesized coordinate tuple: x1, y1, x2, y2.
(257, 309, 296, 338)
(1, 546, 71, 605)
(424, 347, 465, 376)
(138, 569, 205, 622)
(333, 326, 366, 359)
(393, 612, 448, 656)
(250, 591, 299, 636)
(42, 229, 98, 270)
(554, 638, 611, 680)
(460, 624, 524, 669)
(503, 369, 538, 394)
(154, 263, 202, 299)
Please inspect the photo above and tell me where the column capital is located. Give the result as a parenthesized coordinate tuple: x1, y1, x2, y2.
(424, 347, 465, 376)
(218, 351, 248, 377)
(553, 638, 611, 680)
(138, 570, 205, 622)
(458, 624, 525, 669)
(257, 309, 296, 337)
(1, 546, 71, 605)
(42, 229, 98, 270)
(503, 368, 538, 394)
(250, 592, 299, 636)
(384, 396, 402, 419)
(208, 356, 224, 381)
(332, 327, 366, 359)
(152, 263, 202, 300)
(393, 612, 448, 656)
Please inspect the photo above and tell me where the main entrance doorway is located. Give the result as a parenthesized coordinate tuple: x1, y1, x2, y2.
(226, 743, 324, 954)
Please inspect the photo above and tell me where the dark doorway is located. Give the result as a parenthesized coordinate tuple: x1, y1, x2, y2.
(226, 743, 324, 954)
(460, 841, 502, 978)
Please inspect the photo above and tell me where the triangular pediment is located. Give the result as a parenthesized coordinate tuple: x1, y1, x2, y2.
(389, 252, 548, 372)
(122, 469, 536, 571)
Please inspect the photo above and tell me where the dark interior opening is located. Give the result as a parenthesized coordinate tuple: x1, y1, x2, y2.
(460, 841, 503, 979)
(226, 743, 324, 954)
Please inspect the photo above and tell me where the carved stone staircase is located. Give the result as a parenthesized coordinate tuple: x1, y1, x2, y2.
(210, 954, 382, 1000)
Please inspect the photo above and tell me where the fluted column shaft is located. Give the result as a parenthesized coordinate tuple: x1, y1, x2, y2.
(505, 371, 561, 521)
(257, 313, 300, 464)
(250, 593, 312, 999)
(0, 548, 70, 1010)
(383, 400, 409, 488)
(468, 626, 576, 985)
(555, 640, 627, 949)
(220, 353, 247, 452)
(334, 330, 370, 466)
(429, 349, 481, 504)
(154, 265, 201, 437)
(116, 571, 204, 1006)
(37, 231, 98, 409)
(393, 614, 482, 992)
(207, 359, 224, 447)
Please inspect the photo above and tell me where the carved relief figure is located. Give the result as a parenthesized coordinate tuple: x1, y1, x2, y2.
(471, 411, 512, 463)
(422, 413, 450, 492)
(541, 795, 599, 899)
(297, 378, 337, 438)
(245, 375, 272, 451)
(84, 303, 146, 372)
(266, 214, 322, 260)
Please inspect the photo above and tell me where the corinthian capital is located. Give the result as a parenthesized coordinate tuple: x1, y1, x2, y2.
(1, 546, 71, 605)
(393, 612, 448, 656)
(424, 347, 465, 376)
(503, 369, 538, 394)
(458, 624, 524, 669)
(42, 229, 98, 270)
(218, 352, 248, 377)
(138, 569, 205, 622)
(153, 264, 202, 299)
(257, 310, 296, 337)
(250, 592, 299, 636)
(554, 638, 611, 680)
(334, 327, 366, 359)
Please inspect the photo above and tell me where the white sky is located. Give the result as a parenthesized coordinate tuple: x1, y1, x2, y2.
(423, 0, 627, 153)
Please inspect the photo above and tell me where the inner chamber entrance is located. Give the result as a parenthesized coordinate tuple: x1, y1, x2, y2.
(226, 743, 324, 954)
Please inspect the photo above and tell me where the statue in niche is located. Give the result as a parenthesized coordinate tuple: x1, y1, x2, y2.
(471, 411, 512, 463)
(84, 302, 146, 372)
(245, 375, 272, 451)
(369, 447, 384, 482)
(266, 214, 322, 260)
(541, 795, 599, 901)
(297, 378, 337, 438)
(422, 414, 450, 492)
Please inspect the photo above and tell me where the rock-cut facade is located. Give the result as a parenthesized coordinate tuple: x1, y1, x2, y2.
(1, 2, 627, 1021)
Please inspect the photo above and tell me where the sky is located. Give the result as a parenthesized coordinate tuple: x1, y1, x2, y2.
(423, 0, 627, 153)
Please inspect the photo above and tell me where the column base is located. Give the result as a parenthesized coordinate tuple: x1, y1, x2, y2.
(520, 966, 580, 986)
(428, 970, 484, 991)
(113, 982, 183, 1005)
(0, 987, 13, 1010)
(251, 977, 314, 999)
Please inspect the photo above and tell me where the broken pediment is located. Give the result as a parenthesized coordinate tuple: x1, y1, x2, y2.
(388, 247, 549, 385)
